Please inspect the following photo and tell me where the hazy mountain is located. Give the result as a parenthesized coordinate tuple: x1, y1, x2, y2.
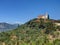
(0, 22, 18, 32)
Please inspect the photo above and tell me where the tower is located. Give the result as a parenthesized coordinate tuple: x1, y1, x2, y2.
(45, 12, 49, 19)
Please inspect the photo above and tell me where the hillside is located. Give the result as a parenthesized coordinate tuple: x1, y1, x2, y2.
(0, 18, 60, 45)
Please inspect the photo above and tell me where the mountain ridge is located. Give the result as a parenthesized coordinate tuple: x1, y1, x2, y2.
(0, 22, 18, 32)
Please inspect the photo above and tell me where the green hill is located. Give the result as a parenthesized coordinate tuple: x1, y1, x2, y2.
(0, 18, 60, 45)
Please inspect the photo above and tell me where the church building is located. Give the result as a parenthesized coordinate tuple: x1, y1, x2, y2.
(38, 13, 49, 19)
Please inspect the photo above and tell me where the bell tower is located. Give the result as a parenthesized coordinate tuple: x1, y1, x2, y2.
(45, 12, 49, 19)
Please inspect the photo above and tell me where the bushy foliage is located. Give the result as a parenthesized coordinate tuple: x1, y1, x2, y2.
(0, 18, 60, 45)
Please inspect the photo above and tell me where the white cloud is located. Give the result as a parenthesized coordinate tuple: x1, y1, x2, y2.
(15, 21, 23, 24)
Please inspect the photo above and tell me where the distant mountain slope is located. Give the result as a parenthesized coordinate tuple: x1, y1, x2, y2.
(0, 22, 18, 32)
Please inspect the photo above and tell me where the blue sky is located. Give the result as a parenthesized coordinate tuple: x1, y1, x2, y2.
(0, 0, 60, 24)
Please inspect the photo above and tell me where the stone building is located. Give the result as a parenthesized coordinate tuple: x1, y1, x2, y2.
(38, 13, 49, 19)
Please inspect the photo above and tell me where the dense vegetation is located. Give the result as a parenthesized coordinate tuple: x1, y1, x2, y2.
(0, 18, 60, 45)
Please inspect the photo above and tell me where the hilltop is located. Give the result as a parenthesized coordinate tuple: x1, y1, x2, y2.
(0, 14, 60, 45)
